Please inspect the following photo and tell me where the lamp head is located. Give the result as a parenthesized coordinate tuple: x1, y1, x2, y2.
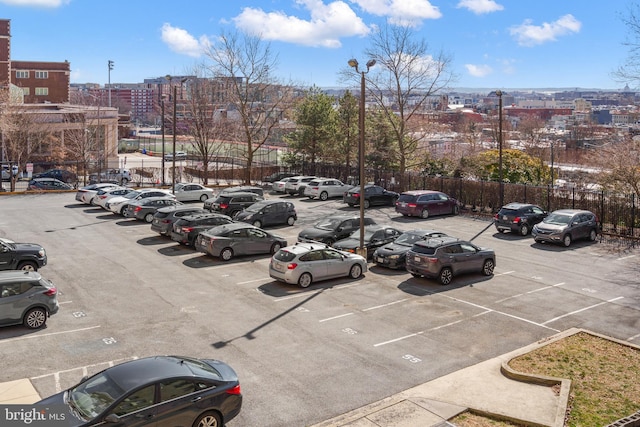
(366, 59, 376, 69)
(495, 90, 502, 97)
(348, 59, 359, 69)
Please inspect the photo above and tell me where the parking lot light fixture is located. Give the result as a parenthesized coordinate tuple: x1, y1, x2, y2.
(496, 89, 504, 208)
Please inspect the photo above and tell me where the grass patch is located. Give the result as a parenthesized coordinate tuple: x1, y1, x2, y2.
(450, 332, 640, 427)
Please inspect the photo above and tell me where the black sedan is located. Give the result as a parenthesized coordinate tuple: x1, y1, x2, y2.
(333, 225, 403, 259)
(124, 197, 182, 222)
(372, 229, 448, 269)
(343, 184, 398, 209)
(36, 355, 242, 427)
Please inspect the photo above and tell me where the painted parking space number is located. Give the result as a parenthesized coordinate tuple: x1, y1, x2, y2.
(102, 337, 117, 345)
(402, 354, 422, 363)
(342, 328, 358, 335)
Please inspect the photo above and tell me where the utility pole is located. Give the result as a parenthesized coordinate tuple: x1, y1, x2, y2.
(108, 60, 114, 108)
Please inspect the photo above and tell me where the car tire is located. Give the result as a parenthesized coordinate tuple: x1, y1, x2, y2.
(119, 206, 127, 215)
(220, 248, 234, 261)
(144, 213, 154, 223)
(519, 224, 529, 236)
(438, 267, 453, 285)
(363, 200, 371, 209)
(482, 259, 495, 276)
(270, 242, 282, 254)
(192, 411, 221, 427)
(121, 178, 129, 185)
(421, 209, 429, 219)
(23, 307, 47, 329)
(562, 234, 572, 247)
(410, 273, 421, 278)
(452, 205, 459, 215)
(324, 238, 335, 246)
(589, 229, 597, 241)
(298, 272, 312, 288)
(17, 261, 37, 272)
(347, 203, 354, 207)
(200, 194, 209, 202)
(497, 229, 506, 233)
(349, 264, 363, 279)
(287, 216, 296, 226)
(534, 239, 543, 244)
(320, 191, 329, 201)
(252, 220, 262, 228)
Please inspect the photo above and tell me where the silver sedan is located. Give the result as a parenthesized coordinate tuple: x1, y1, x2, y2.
(173, 183, 215, 202)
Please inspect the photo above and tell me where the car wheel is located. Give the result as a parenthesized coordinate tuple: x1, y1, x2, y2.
(519, 224, 529, 236)
(452, 205, 459, 215)
(410, 273, 421, 278)
(589, 229, 597, 241)
(347, 203, 354, 207)
(192, 411, 221, 427)
(320, 191, 329, 201)
(324, 238, 335, 246)
(17, 261, 37, 272)
(287, 216, 296, 226)
(298, 272, 313, 288)
(562, 234, 572, 247)
(121, 178, 129, 185)
(119, 206, 127, 215)
(482, 259, 495, 276)
(270, 242, 282, 254)
(438, 267, 453, 285)
(144, 213, 154, 223)
(200, 194, 209, 202)
(252, 220, 262, 228)
(220, 248, 234, 261)
(364, 200, 371, 209)
(497, 229, 506, 233)
(421, 209, 429, 219)
(534, 239, 543, 244)
(349, 264, 363, 279)
(23, 307, 47, 329)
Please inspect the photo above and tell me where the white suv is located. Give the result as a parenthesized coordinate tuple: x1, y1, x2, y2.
(90, 169, 132, 185)
(304, 178, 353, 200)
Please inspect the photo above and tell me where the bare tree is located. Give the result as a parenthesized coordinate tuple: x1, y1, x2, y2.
(613, 2, 640, 87)
(590, 135, 640, 199)
(203, 31, 294, 184)
(345, 24, 455, 190)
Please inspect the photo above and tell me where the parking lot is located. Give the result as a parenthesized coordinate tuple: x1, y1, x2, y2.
(1, 190, 639, 426)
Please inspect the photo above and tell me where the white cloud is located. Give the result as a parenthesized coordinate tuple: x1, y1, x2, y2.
(233, 0, 370, 48)
(0, 0, 69, 6)
(456, 0, 503, 15)
(465, 63, 492, 77)
(161, 23, 207, 57)
(509, 14, 581, 47)
(351, 0, 442, 27)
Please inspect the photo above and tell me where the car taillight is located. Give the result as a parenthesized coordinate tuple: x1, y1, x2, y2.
(287, 263, 298, 270)
(226, 384, 241, 395)
(44, 287, 57, 296)
(494, 213, 499, 220)
(161, 219, 171, 223)
(311, 186, 318, 190)
(352, 193, 360, 198)
(182, 227, 194, 232)
(513, 216, 522, 224)
(408, 203, 417, 208)
(220, 203, 228, 209)
(134, 206, 142, 212)
(427, 257, 439, 263)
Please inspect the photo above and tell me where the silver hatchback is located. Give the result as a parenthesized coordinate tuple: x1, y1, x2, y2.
(0, 270, 59, 329)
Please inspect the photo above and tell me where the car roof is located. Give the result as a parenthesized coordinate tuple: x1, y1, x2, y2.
(502, 202, 536, 209)
(412, 236, 461, 248)
(281, 241, 331, 254)
(182, 212, 231, 221)
(205, 222, 255, 234)
(550, 209, 593, 215)
(400, 190, 441, 195)
(217, 191, 261, 198)
(157, 205, 204, 213)
(0, 270, 42, 283)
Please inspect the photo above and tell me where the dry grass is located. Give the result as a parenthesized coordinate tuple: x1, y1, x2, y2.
(450, 332, 640, 427)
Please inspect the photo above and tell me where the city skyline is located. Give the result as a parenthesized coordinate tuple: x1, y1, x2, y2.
(1, 0, 635, 90)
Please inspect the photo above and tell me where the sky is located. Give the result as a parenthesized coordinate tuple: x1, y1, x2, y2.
(0, 0, 636, 90)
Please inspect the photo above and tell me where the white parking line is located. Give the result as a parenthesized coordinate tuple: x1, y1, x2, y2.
(628, 333, 640, 341)
(237, 278, 270, 285)
(362, 298, 409, 311)
(618, 254, 637, 261)
(272, 282, 367, 302)
(541, 297, 624, 325)
(0, 325, 101, 344)
(495, 282, 566, 303)
(319, 313, 354, 322)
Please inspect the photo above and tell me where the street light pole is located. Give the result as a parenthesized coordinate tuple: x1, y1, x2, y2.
(495, 90, 504, 208)
(172, 84, 177, 194)
(348, 58, 376, 258)
(161, 96, 166, 186)
(108, 60, 114, 108)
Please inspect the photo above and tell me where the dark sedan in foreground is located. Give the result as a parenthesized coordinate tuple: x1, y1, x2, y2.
(195, 222, 287, 261)
(372, 229, 448, 269)
(333, 225, 403, 259)
(36, 355, 242, 427)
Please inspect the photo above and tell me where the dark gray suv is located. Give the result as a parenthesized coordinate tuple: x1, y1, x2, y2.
(204, 192, 264, 217)
(406, 236, 496, 285)
(532, 209, 599, 247)
(0, 270, 59, 329)
(235, 200, 297, 228)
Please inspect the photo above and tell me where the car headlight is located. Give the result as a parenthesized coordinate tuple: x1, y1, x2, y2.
(388, 255, 399, 260)
(38, 248, 46, 257)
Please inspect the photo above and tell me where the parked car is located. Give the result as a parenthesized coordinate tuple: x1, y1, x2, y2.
(164, 150, 187, 160)
(494, 203, 548, 235)
(220, 185, 264, 197)
(270, 242, 367, 288)
(32, 168, 77, 184)
(395, 190, 459, 219)
(106, 189, 175, 215)
(333, 225, 403, 259)
(0, 238, 47, 271)
(297, 213, 377, 246)
(173, 182, 215, 202)
(263, 171, 296, 183)
(272, 177, 295, 193)
(75, 183, 122, 204)
(0, 270, 59, 329)
(93, 187, 135, 209)
(195, 222, 288, 261)
(284, 175, 317, 196)
(27, 177, 73, 191)
(372, 229, 448, 269)
(343, 184, 399, 209)
(1, 164, 19, 181)
(151, 205, 208, 236)
(234, 200, 297, 228)
(204, 191, 264, 217)
(89, 168, 132, 185)
(405, 236, 496, 285)
(170, 212, 234, 246)
(532, 209, 600, 247)
(36, 355, 242, 427)
(304, 178, 353, 200)
(124, 197, 182, 222)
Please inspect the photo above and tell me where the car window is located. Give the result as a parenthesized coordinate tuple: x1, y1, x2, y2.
(112, 384, 156, 416)
(460, 243, 477, 253)
(443, 244, 462, 254)
(248, 228, 267, 238)
(160, 379, 196, 401)
(300, 250, 324, 261)
(230, 229, 249, 238)
(323, 249, 343, 260)
(1, 282, 30, 297)
(532, 207, 544, 214)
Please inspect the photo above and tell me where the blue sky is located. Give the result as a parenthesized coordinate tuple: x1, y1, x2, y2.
(0, 0, 634, 90)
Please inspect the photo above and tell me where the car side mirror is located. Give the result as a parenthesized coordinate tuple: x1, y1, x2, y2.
(104, 414, 121, 423)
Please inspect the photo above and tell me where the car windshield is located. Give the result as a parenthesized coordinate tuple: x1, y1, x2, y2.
(273, 249, 297, 262)
(68, 372, 125, 420)
(123, 191, 141, 200)
(244, 204, 264, 213)
(394, 232, 425, 246)
(544, 213, 571, 225)
(315, 218, 344, 231)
